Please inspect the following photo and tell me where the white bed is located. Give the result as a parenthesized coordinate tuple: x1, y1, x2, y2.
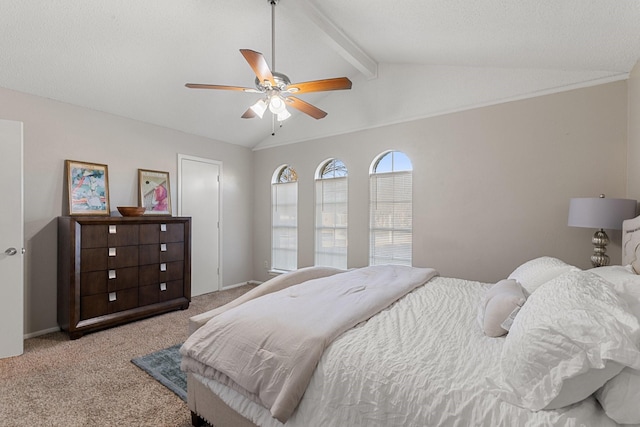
(181, 222, 640, 427)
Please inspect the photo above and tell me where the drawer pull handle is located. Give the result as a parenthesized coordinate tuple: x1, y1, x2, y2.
(109, 225, 117, 234)
(160, 282, 167, 291)
(109, 292, 117, 302)
(160, 243, 167, 252)
(160, 224, 167, 232)
(108, 270, 116, 279)
(109, 247, 116, 257)
(160, 263, 167, 272)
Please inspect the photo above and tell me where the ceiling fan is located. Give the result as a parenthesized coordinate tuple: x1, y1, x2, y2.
(185, 0, 352, 126)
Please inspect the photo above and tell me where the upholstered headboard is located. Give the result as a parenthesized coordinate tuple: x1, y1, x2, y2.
(622, 215, 640, 272)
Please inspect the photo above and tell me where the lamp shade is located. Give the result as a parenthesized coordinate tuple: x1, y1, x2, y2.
(568, 197, 637, 230)
(268, 96, 287, 114)
(249, 99, 267, 119)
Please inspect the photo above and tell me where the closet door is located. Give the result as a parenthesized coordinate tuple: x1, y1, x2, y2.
(178, 155, 220, 296)
(0, 119, 24, 358)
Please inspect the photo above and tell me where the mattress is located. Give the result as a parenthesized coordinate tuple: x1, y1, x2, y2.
(191, 276, 619, 426)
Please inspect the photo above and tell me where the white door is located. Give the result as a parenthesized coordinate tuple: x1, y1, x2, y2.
(0, 119, 24, 358)
(178, 155, 221, 296)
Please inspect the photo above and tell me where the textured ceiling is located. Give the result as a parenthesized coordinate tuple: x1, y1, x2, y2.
(0, 0, 639, 150)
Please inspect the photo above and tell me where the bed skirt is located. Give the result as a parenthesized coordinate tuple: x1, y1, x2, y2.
(188, 373, 257, 427)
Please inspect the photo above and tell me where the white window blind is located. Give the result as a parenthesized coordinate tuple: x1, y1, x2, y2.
(369, 171, 412, 266)
(272, 181, 298, 271)
(315, 176, 348, 269)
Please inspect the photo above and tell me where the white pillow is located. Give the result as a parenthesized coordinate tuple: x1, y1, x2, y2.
(589, 264, 635, 280)
(595, 367, 640, 424)
(477, 279, 527, 337)
(590, 265, 640, 320)
(487, 270, 640, 411)
(507, 256, 579, 294)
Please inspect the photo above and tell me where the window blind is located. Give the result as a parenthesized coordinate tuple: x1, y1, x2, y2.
(315, 176, 348, 269)
(369, 171, 412, 266)
(272, 181, 297, 271)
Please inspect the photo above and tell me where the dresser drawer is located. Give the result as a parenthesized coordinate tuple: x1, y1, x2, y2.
(80, 225, 108, 249)
(80, 287, 138, 320)
(138, 261, 184, 285)
(138, 242, 184, 265)
(107, 288, 139, 313)
(80, 246, 139, 272)
(107, 246, 139, 269)
(80, 266, 138, 296)
(80, 248, 108, 272)
(81, 224, 139, 248)
(139, 223, 185, 244)
(107, 267, 139, 292)
(81, 271, 107, 296)
(80, 294, 108, 320)
(139, 279, 184, 306)
(159, 279, 184, 301)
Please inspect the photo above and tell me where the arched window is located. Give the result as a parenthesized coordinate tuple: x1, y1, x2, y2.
(369, 151, 413, 266)
(315, 159, 348, 269)
(271, 165, 298, 271)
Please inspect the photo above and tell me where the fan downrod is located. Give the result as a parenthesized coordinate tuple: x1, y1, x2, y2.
(184, 0, 351, 124)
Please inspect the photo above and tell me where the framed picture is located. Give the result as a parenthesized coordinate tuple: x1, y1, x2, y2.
(138, 169, 172, 216)
(65, 160, 110, 216)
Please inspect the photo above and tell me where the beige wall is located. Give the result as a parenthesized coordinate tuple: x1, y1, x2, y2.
(253, 81, 629, 283)
(0, 87, 254, 336)
(628, 61, 640, 200)
(0, 77, 632, 336)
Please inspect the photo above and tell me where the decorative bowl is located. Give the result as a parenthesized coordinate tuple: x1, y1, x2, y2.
(117, 206, 146, 217)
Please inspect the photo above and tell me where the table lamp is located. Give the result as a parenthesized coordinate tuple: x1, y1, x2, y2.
(568, 194, 637, 267)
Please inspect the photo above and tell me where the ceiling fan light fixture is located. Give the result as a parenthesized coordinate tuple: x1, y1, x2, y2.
(269, 95, 290, 121)
(276, 109, 291, 122)
(249, 98, 268, 118)
(268, 95, 287, 114)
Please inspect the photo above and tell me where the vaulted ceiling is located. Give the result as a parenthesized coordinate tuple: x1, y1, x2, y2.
(1, 0, 639, 150)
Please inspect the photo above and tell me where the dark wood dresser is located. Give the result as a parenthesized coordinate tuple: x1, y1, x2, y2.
(57, 216, 191, 339)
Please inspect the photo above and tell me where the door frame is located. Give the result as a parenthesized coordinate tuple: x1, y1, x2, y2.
(177, 154, 223, 292)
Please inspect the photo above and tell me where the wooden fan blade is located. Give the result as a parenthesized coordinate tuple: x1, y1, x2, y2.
(286, 77, 352, 94)
(240, 49, 276, 86)
(185, 83, 260, 93)
(286, 96, 327, 119)
(241, 108, 257, 119)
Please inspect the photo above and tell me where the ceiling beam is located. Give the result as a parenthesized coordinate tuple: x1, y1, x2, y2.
(292, 0, 378, 80)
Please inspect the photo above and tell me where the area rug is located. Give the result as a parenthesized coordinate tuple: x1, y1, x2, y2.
(131, 343, 186, 401)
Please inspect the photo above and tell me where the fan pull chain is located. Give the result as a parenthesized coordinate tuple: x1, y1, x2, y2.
(270, 114, 284, 136)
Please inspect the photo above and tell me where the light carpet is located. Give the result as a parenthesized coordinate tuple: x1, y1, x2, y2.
(0, 284, 254, 427)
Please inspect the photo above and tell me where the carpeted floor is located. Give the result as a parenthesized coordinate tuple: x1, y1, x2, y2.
(0, 284, 254, 427)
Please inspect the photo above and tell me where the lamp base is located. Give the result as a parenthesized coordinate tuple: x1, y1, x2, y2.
(590, 229, 610, 268)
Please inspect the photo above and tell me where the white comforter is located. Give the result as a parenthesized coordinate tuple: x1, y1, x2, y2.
(193, 275, 622, 426)
(181, 265, 437, 422)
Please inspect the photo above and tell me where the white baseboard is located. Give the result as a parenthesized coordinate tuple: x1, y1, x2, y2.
(221, 280, 262, 290)
(24, 326, 60, 339)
